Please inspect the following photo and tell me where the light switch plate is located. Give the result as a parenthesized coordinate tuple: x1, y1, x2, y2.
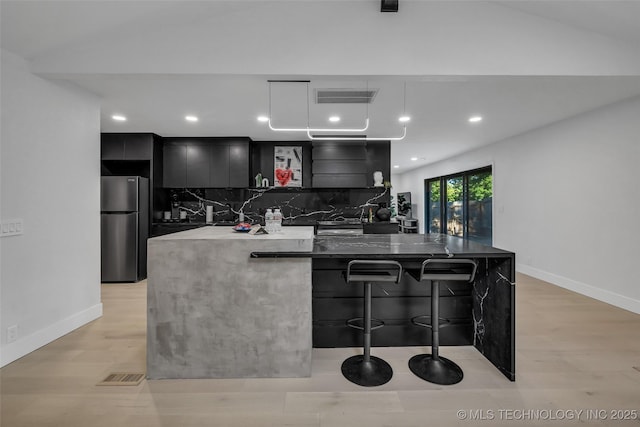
(0, 219, 24, 237)
(7, 325, 18, 343)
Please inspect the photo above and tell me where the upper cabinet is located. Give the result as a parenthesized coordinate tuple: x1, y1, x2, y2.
(228, 143, 250, 187)
(162, 144, 187, 187)
(311, 141, 390, 188)
(101, 133, 154, 160)
(162, 138, 251, 188)
(158, 137, 389, 189)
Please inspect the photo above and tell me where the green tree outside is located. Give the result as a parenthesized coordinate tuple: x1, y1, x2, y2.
(429, 173, 492, 202)
(468, 173, 492, 201)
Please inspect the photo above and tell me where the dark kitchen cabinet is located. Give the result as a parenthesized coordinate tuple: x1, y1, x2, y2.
(311, 141, 368, 188)
(312, 143, 366, 160)
(186, 145, 210, 187)
(312, 174, 367, 187)
(101, 133, 153, 160)
(101, 134, 125, 160)
(228, 143, 249, 187)
(210, 144, 230, 186)
(162, 138, 251, 188)
(311, 141, 390, 188)
(312, 160, 367, 174)
(163, 145, 187, 187)
(124, 134, 153, 160)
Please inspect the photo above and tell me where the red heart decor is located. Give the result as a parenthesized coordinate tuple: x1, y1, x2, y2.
(275, 168, 292, 186)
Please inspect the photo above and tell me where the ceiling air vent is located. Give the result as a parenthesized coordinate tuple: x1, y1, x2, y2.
(315, 89, 378, 104)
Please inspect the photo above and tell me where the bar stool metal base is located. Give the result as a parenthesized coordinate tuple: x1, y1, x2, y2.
(408, 354, 464, 385)
(341, 355, 393, 387)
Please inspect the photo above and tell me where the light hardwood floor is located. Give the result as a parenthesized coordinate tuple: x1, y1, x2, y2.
(1, 273, 639, 427)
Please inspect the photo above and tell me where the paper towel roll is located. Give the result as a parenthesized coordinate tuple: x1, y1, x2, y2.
(206, 205, 213, 223)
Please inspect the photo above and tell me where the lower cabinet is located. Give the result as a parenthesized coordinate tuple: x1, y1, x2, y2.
(362, 222, 399, 234)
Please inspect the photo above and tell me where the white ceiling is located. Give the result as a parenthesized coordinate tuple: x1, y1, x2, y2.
(2, 0, 640, 172)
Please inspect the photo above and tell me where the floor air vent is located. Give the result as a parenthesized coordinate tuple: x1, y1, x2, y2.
(97, 372, 145, 386)
(315, 89, 378, 104)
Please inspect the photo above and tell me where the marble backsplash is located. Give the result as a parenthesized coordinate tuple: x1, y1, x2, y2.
(163, 187, 391, 224)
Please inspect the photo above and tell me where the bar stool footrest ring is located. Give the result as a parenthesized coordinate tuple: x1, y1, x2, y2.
(346, 317, 385, 331)
(410, 315, 451, 329)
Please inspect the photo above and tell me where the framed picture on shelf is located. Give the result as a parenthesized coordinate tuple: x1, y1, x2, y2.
(274, 146, 302, 187)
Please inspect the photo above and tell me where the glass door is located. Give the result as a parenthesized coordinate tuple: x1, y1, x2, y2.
(446, 176, 464, 237)
(426, 179, 442, 233)
(424, 166, 492, 244)
(467, 169, 492, 245)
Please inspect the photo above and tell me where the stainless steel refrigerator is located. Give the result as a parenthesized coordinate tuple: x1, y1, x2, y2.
(101, 176, 149, 282)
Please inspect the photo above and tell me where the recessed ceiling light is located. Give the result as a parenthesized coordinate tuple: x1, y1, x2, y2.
(112, 115, 127, 121)
(398, 116, 411, 123)
(468, 115, 483, 123)
(410, 157, 418, 161)
(257, 116, 269, 122)
(329, 116, 341, 123)
(393, 165, 400, 169)
(185, 115, 198, 122)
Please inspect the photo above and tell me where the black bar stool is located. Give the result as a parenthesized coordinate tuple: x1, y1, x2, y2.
(342, 260, 403, 387)
(408, 258, 477, 385)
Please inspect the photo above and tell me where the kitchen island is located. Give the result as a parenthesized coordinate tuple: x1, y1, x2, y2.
(146, 226, 314, 379)
(148, 229, 515, 382)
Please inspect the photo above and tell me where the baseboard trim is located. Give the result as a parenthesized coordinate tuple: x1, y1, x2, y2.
(516, 264, 640, 315)
(0, 303, 103, 367)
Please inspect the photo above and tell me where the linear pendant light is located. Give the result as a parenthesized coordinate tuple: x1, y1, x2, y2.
(267, 81, 368, 132)
(307, 80, 408, 141)
(265, 80, 408, 141)
(305, 126, 406, 141)
(268, 118, 369, 132)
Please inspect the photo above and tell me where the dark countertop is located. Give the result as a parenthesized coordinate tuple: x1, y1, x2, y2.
(251, 233, 513, 259)
(312, 233, 513, 258)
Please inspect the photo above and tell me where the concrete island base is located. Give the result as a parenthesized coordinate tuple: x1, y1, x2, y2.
(146, 226, 314, 379)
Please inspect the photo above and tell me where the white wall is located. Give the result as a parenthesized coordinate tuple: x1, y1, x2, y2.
(0, 49, 102, 366)
(393, 96, 640, 314)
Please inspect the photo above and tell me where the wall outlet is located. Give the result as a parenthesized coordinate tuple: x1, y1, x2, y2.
(7, 325, 18, 343)
(0, 219, 23, 237)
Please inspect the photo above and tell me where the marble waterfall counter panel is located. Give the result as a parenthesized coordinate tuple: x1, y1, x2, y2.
(147, 226, 314, 379)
